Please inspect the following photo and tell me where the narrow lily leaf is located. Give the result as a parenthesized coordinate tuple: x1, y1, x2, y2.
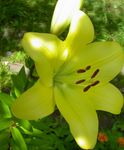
(32, 127, 43, 135)
(12, 142, 20, 150)
(0, 118, 13, 131)
(20, 126, 42, 136)
(18, 120, 33, 132)
(11, 80, 54, 120)
(51, 0, 84, 35)
(18, 120, 42, 136)
(0, 92, 14, 106)
(11, 66, 27, 93)
(11, 127, 27, 150)
(54, 84, 98, 149)
(14, 87, 21, 98)
(0, 101, 12, 118)
(0, 130, 9, 146)
(88, 83, 124, 114)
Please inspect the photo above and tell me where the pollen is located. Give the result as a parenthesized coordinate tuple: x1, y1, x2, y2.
(85, 65, 91, 70)
(77, 65, 91, 73)
(91, 80, 100, 86)
(75, 79, 85, 84)
(83, 85, 91, 92)
(76, 66, 100, 92)
(91, 69, 100, 79)
(77, 69, 86, 73)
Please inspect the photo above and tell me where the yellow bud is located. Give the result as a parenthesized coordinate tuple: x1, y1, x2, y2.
(50, 0, 84, 35)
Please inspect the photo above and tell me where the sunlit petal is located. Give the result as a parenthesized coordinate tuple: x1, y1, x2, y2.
(88, 83, 124, 114)
(11, 80, 54, 120)
(51, 0, 84, 35)
(65, 10, 94, 51)
(59, 42, 124, 84)
(54, 84, 98, 149)
(21, 32, 62, 62)
(22, 32, 66, 86)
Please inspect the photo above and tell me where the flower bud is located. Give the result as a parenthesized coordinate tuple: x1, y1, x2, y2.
(50, 0, 84, 35)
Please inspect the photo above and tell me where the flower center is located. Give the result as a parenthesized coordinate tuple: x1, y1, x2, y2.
(75, 65, 100, 92)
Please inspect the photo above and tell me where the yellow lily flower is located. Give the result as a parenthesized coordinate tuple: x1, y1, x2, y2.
(11, 11, 124, 149)
(50, 0, 84, 35)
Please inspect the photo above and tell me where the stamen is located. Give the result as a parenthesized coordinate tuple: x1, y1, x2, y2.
(91, 80, 100, 86)
(83, 85, 91, 92)
(77, 66, 91, 73)
(75, 79, 85, 84)
(91, 69, 100, 79)
(77, 69, 86, 73)
(85, 65, 91, 70)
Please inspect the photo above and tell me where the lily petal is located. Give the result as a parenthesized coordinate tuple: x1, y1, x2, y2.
(88, 83, 123, 114)
(22, 32, 63, 62)
(51, 0, 84, 35)
(22, 32, 65, 86)
(11, 80, 54, 120)
(54, 84, 98, 149)
(65, 10, 94, 51)
(59, 42, 124, 84)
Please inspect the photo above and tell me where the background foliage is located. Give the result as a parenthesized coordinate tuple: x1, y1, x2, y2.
(0, 0, 124, 149)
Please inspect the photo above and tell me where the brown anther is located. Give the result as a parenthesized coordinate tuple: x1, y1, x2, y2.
(91, 69, 100, 79)
(75, 79, 85, 84)
(77, 69, 86, 73)
(85, 65, 91, 70)
(91, 80, 100, 86)
(83, 85, 91, 92)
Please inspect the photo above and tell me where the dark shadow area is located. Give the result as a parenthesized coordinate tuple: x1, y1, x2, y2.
(0, 0, 56, 54)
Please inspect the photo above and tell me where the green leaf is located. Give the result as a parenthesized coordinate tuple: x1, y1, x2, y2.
(11, 66, 27, 93)
(11, 139, 21, 150)
(0, 130, 10, 146)
(0, 92, 14, 106)
(19, 125, 43, 136)
(0, 118, 13, 131)
(0, 145, 9, 150)
(18, 120, 33, 132)
(55, 139, 66, 150)
(32, 127, 43, 136)
(11, 127, 27, 150)
(0, 101, 12, 118)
